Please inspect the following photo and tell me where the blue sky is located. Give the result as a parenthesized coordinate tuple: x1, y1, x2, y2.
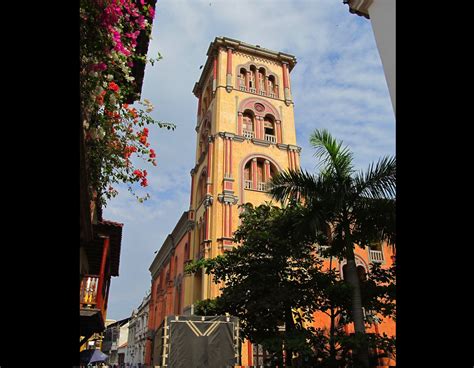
(103, 0, 395, 321)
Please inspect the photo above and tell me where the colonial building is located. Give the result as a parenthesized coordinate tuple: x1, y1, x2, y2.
(102, 317, 130, 366)
(144, 36, 395, 367)
(125, 292, 151, 367)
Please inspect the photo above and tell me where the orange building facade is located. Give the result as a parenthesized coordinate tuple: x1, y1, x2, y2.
(144, 37, 395, 367)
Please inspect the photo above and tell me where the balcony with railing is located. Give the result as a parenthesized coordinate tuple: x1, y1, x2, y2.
(257, 182, 267, 192)
(80, 273, 108, 336)
(259, 90, 266, 96)
(80, 275, 100, 308)
(368, 248, 384, 263)
(249, 87, 256, 93)
(264, 134, 276, 143)
(269, 92, 276, 98)
(243, 130, 254, 139)
(244, 180, 268, 192)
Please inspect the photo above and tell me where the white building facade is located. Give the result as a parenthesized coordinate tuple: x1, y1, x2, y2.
(125, 292, 150, 368)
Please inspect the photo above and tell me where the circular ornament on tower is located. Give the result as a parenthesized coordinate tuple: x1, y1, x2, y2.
(254, 103, 265, 112)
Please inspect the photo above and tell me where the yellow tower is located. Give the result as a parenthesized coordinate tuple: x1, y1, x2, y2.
(183, 37, 300, 313)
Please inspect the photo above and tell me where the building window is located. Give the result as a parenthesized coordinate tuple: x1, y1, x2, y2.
(249, 66, 256, 92)
(239, 68, 246, 90)
(268, 75, 277, 98)
(263, 116, 276, 143)
(242, 111, 254, 139)
(243, 158, 277, 192)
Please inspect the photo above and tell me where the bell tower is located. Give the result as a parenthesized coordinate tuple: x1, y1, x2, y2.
(184, 36, 300, 308)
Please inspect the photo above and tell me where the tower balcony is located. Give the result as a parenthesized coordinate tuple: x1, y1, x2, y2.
(244, 180, 269, 192)
(368, 249, 384, 263)
(264, 134, 276, 143)
(243, 130, 254, 139)
(80, 274, 107, 338)
(257, 182, 268, 192)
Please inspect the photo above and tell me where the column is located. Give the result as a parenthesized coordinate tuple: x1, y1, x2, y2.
(264, 160, 271, 187)
(222, 202, 227, 238)
(255, 70, 260, 93)
(264, 75, 269, 95)
(275, 120, 282, 144)
(237, 112, 243, 136)
(223, 137, 228, 178)
(228, 201, 233, 237)
(206, 137, 213, 193)
(212, 54, 217, 92)
(288, 150, 293, 171)
(245, 71, 250, 90)
(226, 48, 233, 92)
(229, 137, 232, 178)
(251, 158, 257, 190)
(282, 62, 291, 103)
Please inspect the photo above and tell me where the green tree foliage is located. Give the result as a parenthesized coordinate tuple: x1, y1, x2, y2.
(186, 202, 396, 367)
(270, 129, 396, 368)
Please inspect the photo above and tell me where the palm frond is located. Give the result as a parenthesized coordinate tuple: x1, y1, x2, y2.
(352, 198, 396, 248)
(354, 156, 396, 200)
(269, 169, 321, 203)
(309, 129, 354, 179)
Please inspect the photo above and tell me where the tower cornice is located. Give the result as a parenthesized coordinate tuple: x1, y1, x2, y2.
(193, 37, 297, 97)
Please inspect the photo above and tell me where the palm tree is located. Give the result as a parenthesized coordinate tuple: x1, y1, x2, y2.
(270, 129, 395, 368)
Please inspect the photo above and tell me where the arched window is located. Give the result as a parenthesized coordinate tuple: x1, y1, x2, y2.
(199, 120, 210, 156)
(263, 115, 276, 143)
(268, 75, 277, 98)
(197, 171, 207, 204)
(184, 242, 190, 262)
(249, 66, 256, 92)
(239, 68, 246, 90)
(243, 157, 278, 192)
(242, 111, 254, 139)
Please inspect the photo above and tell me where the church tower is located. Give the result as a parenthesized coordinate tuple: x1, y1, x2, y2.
(146, 37, 395, 368)
(183, 37, 300, 308)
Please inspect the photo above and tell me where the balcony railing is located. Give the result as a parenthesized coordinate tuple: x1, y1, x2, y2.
(249, 87, 256, 93)
(259, 90, 266, 96)
(80, 275, 99, 307)
(265, 134, 276, 143)
(239, 85, 246, 91)
(257, 182, 267, 192)
(269, 92, 276, 98)
(243, 130, 254, 139)
(244, 180, 252, 189)
(368, 249, 384, 263)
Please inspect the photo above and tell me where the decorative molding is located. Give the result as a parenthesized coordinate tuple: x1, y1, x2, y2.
(238, 96, 281, 120)
(218, 132, 235, 139)
(217, 193, 239, 205)
(251, 138, 270, 147)
(203, 194, 213, 208)
(234, 52, 281, 67)
(233, 136, 245, 142)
